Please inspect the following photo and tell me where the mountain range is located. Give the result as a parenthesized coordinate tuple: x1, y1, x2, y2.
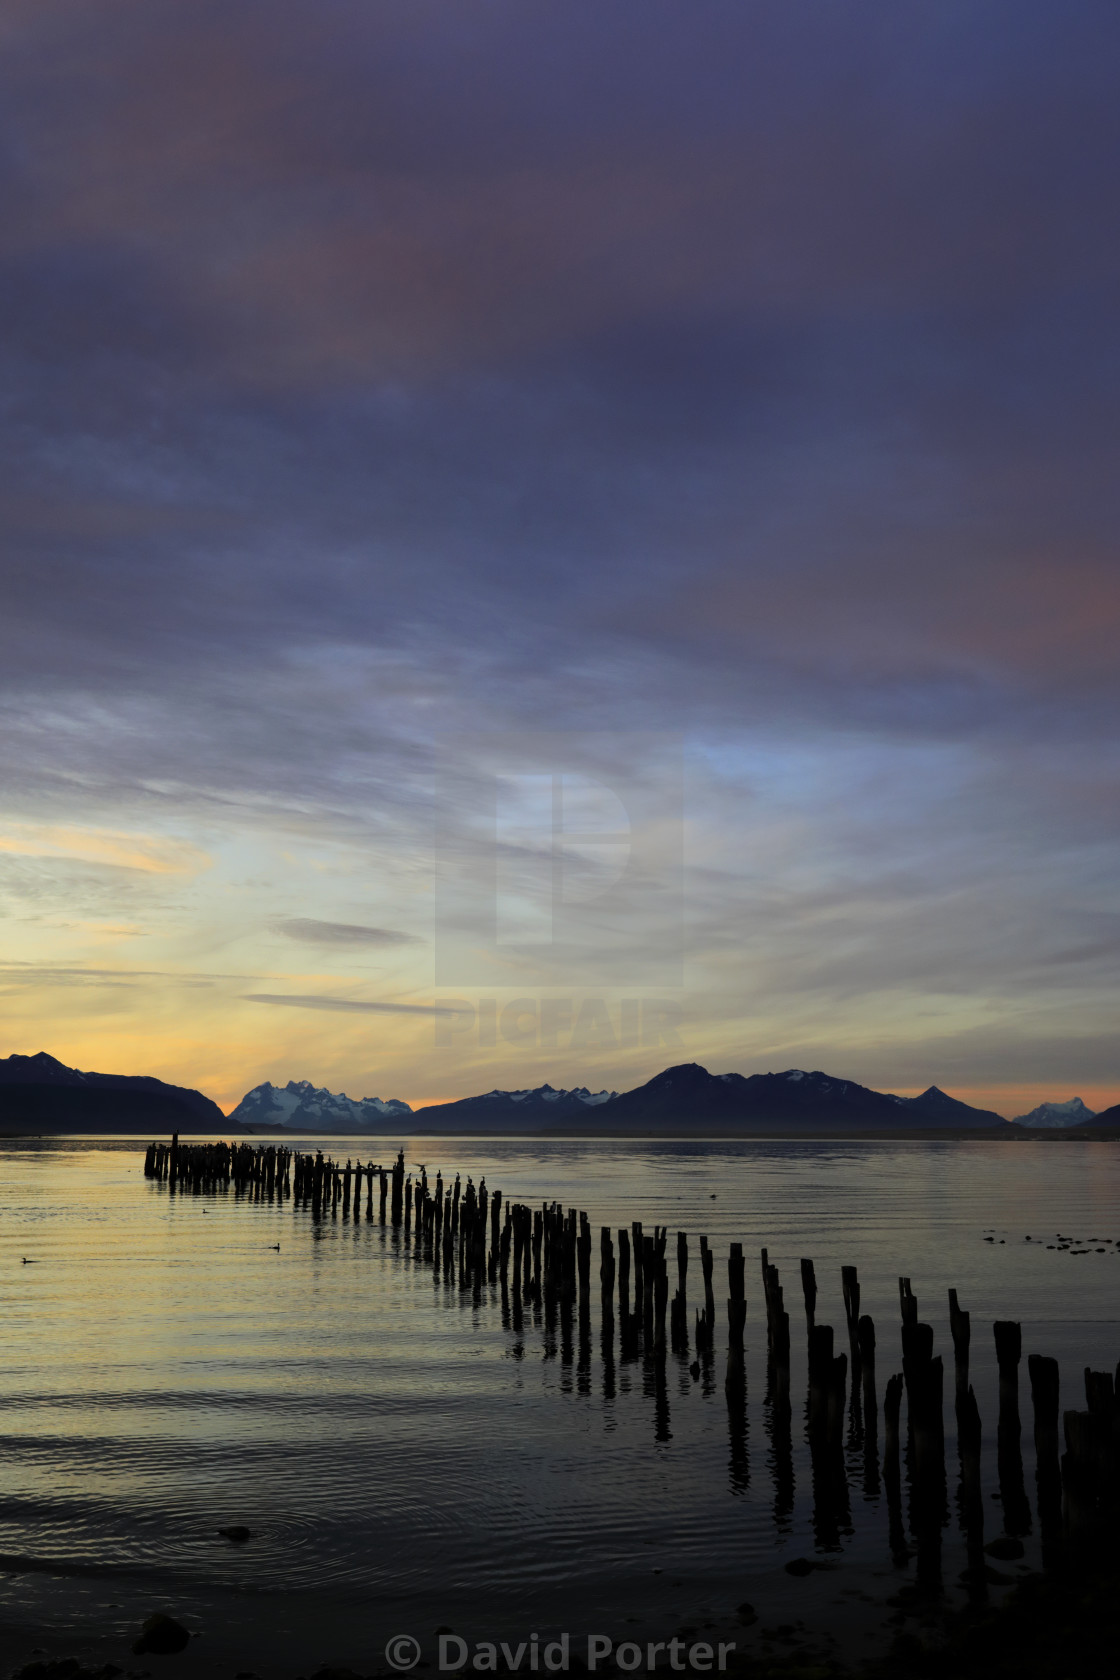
(5, 1050, 1119, 1137)
(404, 1064, 1013, 1134)
(228, 1079, 413, 1131)
(234, 1064, 1023, 1133)
(0, 1052, 233, 1134)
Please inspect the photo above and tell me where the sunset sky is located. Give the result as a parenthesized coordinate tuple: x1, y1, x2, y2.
(2, 1, 1120, 1118)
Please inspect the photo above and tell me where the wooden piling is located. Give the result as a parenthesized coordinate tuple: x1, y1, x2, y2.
(857, 1313, 877, 1424)
(799, 1257, 816, 1330)
(1028, 1353, 1063, 1565)
(948, 1287, 970, 1405)
(993, 1321, 1031, 1537)
(727, 1242, 746, 1352)
(700, 1236, 715, 1344)
(841, 1265, 861, 1378)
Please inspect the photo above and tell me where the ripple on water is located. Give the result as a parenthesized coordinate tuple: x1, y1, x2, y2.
(1, 1137, 1119, 1623)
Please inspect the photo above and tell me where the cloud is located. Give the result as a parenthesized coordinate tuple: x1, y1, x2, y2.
(1, 0, 1118, 1102)
(244, 993, 455, 1015)
(273, 918, 422, 947)
(0, 826, 210, 875)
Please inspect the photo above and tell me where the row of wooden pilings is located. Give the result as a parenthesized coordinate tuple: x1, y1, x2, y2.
(146, 1136, 1120, 1584)
(144, 1137, 293, 1195)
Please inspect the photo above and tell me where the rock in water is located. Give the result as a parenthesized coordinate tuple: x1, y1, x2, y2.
(132, 1613, 191, 1654)
(784, 1556, 834, 1576)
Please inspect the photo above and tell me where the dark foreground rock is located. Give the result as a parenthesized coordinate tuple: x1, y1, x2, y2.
(131, 1614, 191, 1655)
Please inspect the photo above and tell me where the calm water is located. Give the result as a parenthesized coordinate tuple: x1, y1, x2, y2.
(1, 1136, 1118, 1675)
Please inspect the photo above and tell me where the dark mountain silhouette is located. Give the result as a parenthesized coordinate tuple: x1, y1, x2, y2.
(590, 1064, 1004, 1131)
(0, 1052, 234, 1134)
(406, 1081, 616, 1133)
(406, 1063, 1008, 1134)
(892, 1085, 1008, 1128)
(1075, 1099, 1120, 1129)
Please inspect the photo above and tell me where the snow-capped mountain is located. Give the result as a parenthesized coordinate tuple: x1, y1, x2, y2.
(480, 1083, 616, 1107)
(1012, 1097, 1096, 1129)
(227, 1079, 412, 1131)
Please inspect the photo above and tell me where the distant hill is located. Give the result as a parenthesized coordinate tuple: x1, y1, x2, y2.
(0, 1051, 233, 1134)
(228, 1078, 413, 1131)
(1013, 1097, 1096, 1129)
(1075, 1099, 1120, 1129)
(410, 1082, 616, 1132)
(892, 1086, 1008, 1128)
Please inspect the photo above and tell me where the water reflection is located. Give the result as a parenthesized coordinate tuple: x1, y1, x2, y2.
(15, 1136, 1120, 1648)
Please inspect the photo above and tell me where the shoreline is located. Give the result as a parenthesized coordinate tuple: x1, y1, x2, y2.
(3, 1125, 1119, 1142)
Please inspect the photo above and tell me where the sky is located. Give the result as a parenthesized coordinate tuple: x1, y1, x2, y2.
(2, 0, 1120, 1118)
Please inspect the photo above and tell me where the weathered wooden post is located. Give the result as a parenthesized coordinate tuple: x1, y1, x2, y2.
(800, 1257, 816, 1332)
(1062, 1408, 1100, 1544)
(948, 1288, 970, 1406)
(883, 1371, 907, 1564)
(674, 1232, 689, 1355)
(700, 1236, 715, 1346)
(957, 1382, 986, 1600)
(994, 1320, 1031, 1536)
(654, 1252, 668, 1354)
(1028, 1353, 1062, 1565)
(841, 1265, 861, 1380)
(858, 1314, 877, 1424)
(858, 1314, 879, 1496)
(632, 1221, 644, 1319)
(618, 1227, 635, 1355)
(642, 1235, 656, 1346)
(600, 1228, 616, 1326)
(578, 1215, 592, 1308)
(808, 1323, 833, 1439)
(726, 1242, 746, 1356)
